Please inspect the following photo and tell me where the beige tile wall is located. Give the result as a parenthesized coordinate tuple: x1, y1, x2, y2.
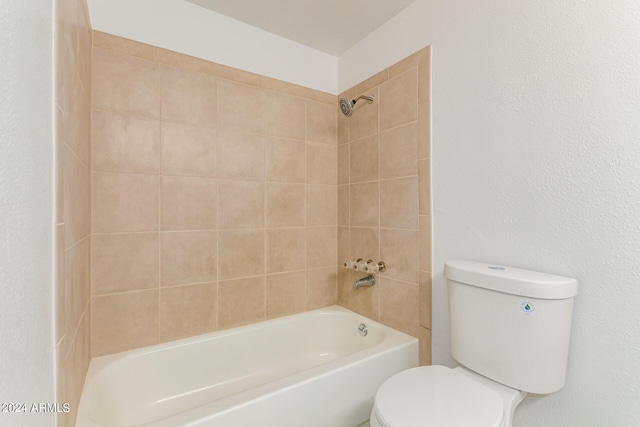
(90, 32, 338, 357)
(337, 47, 432, 365)
(55, 0, 92, 425)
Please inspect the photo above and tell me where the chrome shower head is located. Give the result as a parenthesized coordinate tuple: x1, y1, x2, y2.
(339, 94, 375, 117)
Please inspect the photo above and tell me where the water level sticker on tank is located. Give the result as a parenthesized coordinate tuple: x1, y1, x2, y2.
(520, 302, 536, 314)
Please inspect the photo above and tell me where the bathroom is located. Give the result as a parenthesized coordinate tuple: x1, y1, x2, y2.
(2, 0, 640, 426)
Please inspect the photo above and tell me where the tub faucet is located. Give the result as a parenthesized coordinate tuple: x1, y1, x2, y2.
(353, 275, 375, 289)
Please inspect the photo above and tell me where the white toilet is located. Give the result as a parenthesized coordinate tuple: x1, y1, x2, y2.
(371, 260, 578, 427)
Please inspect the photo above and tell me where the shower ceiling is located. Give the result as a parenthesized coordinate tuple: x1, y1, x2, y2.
(185, 0, 417, 56)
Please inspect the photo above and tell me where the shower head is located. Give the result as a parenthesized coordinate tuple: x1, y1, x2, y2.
(339, 94, 375, 117)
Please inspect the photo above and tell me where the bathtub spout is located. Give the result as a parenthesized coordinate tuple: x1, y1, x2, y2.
(353, 275, 375, 289)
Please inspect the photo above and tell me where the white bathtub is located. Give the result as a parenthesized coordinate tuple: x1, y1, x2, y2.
(76, 305, 418, 427)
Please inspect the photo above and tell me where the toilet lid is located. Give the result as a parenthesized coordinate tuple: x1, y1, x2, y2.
(374, 366, 504, 427)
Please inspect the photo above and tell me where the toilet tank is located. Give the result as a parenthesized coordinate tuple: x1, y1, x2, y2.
(444, 260, 578, 394)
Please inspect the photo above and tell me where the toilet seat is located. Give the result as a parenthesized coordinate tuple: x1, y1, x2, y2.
(373, 365, 505, 427)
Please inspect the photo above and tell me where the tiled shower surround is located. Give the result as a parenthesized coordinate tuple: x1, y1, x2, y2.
(90, 32, 339, 356)
(56, 0, 92, 425)
(337, 47, 432, 365)
(90, 33, 432, 365)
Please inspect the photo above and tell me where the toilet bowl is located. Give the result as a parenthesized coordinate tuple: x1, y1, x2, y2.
(370, 366, 526, 427)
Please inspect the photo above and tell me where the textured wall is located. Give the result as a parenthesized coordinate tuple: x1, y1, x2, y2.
(341, 0, 640, 425)
(90, 32, 338, 357)
(55, 0, 93, 425)
(0, 0, 56, 425)
(337, 47, 432, 364)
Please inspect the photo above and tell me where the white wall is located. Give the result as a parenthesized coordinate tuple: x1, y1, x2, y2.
(0, 0, 56, 425)
(341, 1, 640, 426)
(86, 0, 338, 94)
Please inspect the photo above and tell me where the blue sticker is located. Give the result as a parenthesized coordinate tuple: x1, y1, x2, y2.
(521, 302, 535, 314)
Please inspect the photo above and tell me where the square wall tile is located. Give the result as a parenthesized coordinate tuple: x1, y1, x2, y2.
(349, 135, 378, 183)
(92, 49, 159, 117)
(218, 277, 265, 329)
(419, 271, 432, 329)
(380, 69, 418, 131)
(161, 176, 217, 231)
(349, 227, 379, 262)
(266, 228, 306, 273)
(306, 267, 337, 310)
(380, 122, 418, 179)
(337, 144, 349, 185)
(265, 137, 306, 183)
(218, 180, 265, 229)
(62, 63, 91, 167)
(160, 121, 216, 177)
(306, 185, 337, 227)
(92, 233, 159, 295)
(266, 271, 306, 319)
(418, 103, 431, 160)
(337, 268, 351, 308)
(92, 290, 159, 356)
(380, 228, 418, 284)
(380, 277, 419, 337)
(306, 100, 337, 145)
(307, 143, 337, 185)
(419, 326, 432, 366)
(218, 229, 265, 280)
(266, 91, 305, 140)
(217, 131, 265, 181)
(64, 145, 90, 247)
(266, 183, 305, 228)
(337, 226, 349, 267)
(306, 227, 337, 269)
(419, 215, 432, 272)
(380, 177, 418, 229)
(349, 182, 378, 227)
(92, 109, 160, 174)
(160, 65, 217, 128)
(338, 185, 349, 226)
(161, 231, 217, 286)
(419, 159, 431, 215)
(217, 79, 266, 134)
(64, 237, 90, 346)
(92, 172, 159, 233)
(160, 282, 217, 342)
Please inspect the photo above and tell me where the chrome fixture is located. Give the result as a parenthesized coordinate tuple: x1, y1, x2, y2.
(365, 260, 386, 273)
(339, 94, 375, 117)
(358, 323, 368, 337)
(343, 259, 386, 273)
(353, 275, 376, 289)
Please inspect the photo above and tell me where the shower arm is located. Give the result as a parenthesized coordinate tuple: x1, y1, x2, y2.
(353, 94, 375, 104)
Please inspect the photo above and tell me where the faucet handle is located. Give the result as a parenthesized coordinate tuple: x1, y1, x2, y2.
(365, 260, 386, 273)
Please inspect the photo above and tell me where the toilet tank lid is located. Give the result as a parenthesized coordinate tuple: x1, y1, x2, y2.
(444, 260, 578, 299)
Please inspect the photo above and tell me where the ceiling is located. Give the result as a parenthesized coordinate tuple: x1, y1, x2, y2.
(185, 0, 417, 56)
